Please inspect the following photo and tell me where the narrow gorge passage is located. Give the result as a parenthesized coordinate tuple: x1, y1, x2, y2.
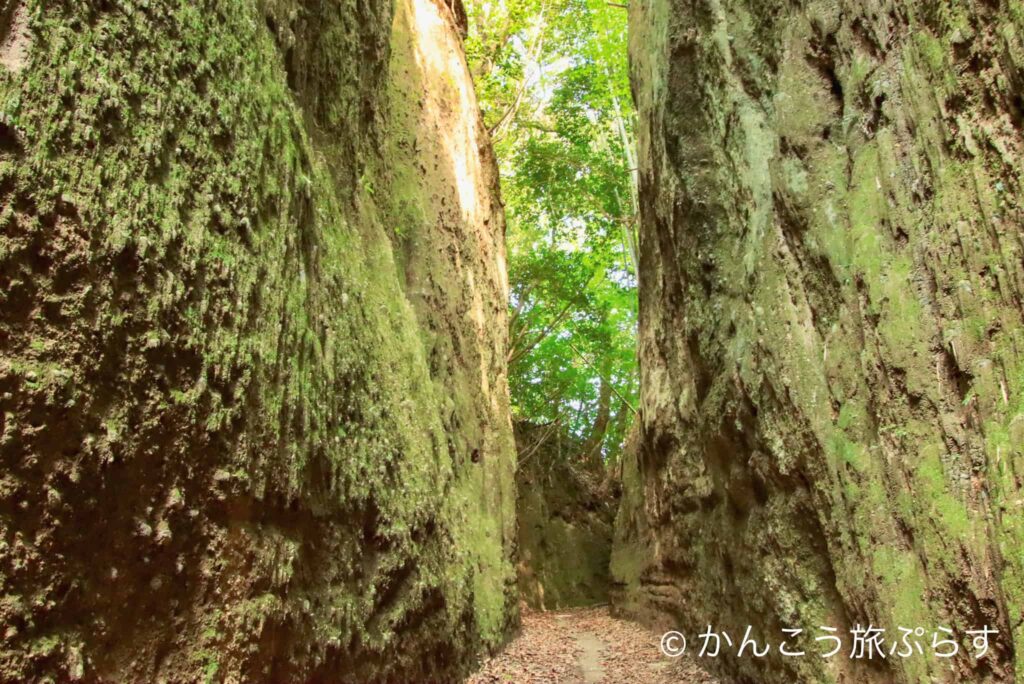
(464, 0, 688, 677)
(3, 0, 1024, 682)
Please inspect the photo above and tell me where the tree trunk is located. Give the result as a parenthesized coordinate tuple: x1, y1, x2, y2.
(581, 379, 613, 466)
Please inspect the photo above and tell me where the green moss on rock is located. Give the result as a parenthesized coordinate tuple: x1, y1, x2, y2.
(515, 424, 616, 611)
(617, 0, 1024, 681)
(0, 0, 515, 681)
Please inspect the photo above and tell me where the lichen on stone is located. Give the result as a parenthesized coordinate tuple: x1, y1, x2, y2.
(0, 0, 516, 680)
(615, 0, 1024, 681)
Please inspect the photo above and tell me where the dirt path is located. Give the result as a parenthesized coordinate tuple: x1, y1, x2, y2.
(468, 607, 717, 684)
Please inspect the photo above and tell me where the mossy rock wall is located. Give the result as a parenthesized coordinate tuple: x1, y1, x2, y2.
(0, 0, 515, 681)
(617, 0, 1024, 682)
(515, 424, 616, 610)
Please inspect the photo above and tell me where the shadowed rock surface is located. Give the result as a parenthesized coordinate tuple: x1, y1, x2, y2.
(0, 0, 515, 680)
(515, 423, 617, 610)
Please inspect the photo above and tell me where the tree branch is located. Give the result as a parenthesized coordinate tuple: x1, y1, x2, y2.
(566, 341, 638, 416)
(508, 299, 575, 367)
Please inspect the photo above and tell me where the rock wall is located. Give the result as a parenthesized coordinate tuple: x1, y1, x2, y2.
(0, 0, 515, 681)
(616, 1, 1024, 682)
(515, 423, 616, 610)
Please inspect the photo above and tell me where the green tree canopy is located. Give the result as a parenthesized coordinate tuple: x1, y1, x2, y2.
(466, 0, 638, 464)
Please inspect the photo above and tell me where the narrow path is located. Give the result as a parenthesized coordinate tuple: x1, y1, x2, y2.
(575, 631, 605, 683)
(468, 607, 717, 683)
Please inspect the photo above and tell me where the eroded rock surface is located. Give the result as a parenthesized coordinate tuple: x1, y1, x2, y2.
(0, 0, 514, 681)
(515, 424, 616, 610)
(615, 1, 1024, 682)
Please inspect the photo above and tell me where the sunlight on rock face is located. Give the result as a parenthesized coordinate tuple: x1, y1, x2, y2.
(387, 0, 519, 651)
(400, 0, 512, 404)
(410, 0, 481, 219)
(1, 1, 29, 73)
